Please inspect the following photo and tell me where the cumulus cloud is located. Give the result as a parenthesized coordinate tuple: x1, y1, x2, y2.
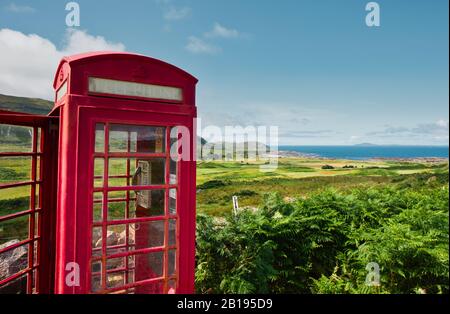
(0, 28, 125, 100)
(5, 3, 35, 13)
(185, 36, 220, 55)
(187, 22, 245, 54)
(205, 23, 240, 39)
(163, 6, 191, 20)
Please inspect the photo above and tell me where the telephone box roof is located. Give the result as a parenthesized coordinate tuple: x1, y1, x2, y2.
(53, 51, 198, 89)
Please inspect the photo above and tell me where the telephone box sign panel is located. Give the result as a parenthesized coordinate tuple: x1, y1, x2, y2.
(88, 77, 183, 101)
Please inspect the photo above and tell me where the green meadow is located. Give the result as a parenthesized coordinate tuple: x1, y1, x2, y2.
(197, 158, 448, 216)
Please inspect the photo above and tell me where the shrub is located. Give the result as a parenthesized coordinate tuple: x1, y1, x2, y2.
(197, 180, 229, 189)
(196, 186, 449, 294)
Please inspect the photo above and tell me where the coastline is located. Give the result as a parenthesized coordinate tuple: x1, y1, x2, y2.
(276, 150, 449, 163)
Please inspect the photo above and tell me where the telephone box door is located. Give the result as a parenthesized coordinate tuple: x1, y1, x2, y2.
(0, 110, 58, 294)
(76, 107, 194, 294)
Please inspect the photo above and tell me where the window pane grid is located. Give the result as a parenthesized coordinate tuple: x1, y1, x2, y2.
(0, 125, 43, 294)
(91, 123, 179, 294)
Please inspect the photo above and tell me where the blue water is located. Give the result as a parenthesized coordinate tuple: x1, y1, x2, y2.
(278, 146, 449, 160)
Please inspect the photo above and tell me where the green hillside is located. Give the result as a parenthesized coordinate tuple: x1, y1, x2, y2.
(0, 93, 53, 115)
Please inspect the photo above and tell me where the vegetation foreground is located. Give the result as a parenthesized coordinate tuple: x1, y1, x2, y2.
(195, 159, 449, 294)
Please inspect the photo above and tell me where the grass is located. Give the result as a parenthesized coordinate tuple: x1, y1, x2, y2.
(196, 158, 448, 216)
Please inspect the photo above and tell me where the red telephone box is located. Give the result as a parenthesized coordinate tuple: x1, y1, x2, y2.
(0, 52, 198, 294)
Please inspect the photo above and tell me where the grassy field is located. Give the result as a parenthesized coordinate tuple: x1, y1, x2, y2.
(197, 158, 448, 216)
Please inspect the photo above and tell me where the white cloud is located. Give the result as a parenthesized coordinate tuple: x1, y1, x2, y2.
(364, 120, 449, 144)
(187, 23, 243, 55)
(185, 36, 220, 55)
(436, 119, 449, 128)
(0, 28, 125, 100)
(205, 23, 240, 39)
(62, 28, 125, 54)
(349, 135, 362, 142)
(163, 6, 191, 21)
(5, 3, 35, 13)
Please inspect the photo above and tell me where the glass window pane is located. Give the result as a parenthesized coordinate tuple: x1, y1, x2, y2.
(0, 125, 33, 153)
(106, 224, 126, 248)
(36, 156, 41, 181)
(95, 124, 105, 153)
(132, 251, 164, 280)
(109, 125, 165, 153)
(132, 189, 165, 217)
(91, 260, 102, 292)
(108, 158, 135, 187)
(0, 157, 32, 184)
(0, 274, 27, 294)
(92, 227, 102, 253)
(0, 243, 29, 280)
(129, 220, 165, 248)
(0, 186, 30, 217)
(91, 260, 102, 274)
(169, 127, 178, 184)
(36, 128, 42, 153)
(0, 215, 30, 247)
(169, 189, 176, 215)
(91, 274, 102, 292)
(93, 192, 103, 222)
(94, 158, 104, 187)
(169, 219, 176, 246)
(108, 200, 126, 221)
(169, 159, 177, 184)
(34, 212, 39, 237)
(35, 184, 40, 209)
(108, 158, 165, 187)
(107, 271, 125, 289)
(108, 190, 127, 200)
(169, 249, 176, 276)
(133, 159, 166, 186)
(107, 256, 126, 270)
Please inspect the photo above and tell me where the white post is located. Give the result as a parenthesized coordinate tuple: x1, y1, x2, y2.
(232, 195, 239, 216)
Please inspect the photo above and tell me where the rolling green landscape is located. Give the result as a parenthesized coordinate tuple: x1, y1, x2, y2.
(197, 158, 448, 216)
(195, 158, 449, 294)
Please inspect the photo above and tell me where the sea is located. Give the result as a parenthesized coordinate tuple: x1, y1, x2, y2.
(278, 145, 449, 160)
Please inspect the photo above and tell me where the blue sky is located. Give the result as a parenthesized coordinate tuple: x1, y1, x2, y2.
(0, 0, 448, 145)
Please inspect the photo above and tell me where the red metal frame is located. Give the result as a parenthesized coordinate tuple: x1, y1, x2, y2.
(52, 52, 197, 294)
(0, 111, 58, 294)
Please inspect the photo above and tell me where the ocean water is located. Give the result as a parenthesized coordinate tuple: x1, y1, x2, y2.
(278, 146, 449, 160)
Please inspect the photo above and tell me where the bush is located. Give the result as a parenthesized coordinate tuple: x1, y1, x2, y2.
(196, 186, 449, 294)
(197, 180, 229, 189)
(321, 165, 335, 170)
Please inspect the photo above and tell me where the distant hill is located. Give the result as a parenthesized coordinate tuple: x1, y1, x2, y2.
(0, 93, 53, 115)
(199, 141, 269, 160)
